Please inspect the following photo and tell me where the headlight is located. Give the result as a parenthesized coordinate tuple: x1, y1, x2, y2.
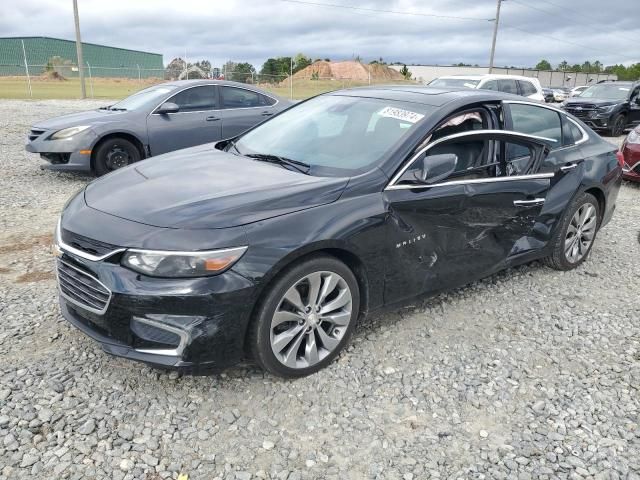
(597, 105, 616, 113)
(49, 125, 91, 140)
(627, 129, 640, 144)
(121, 247, 248, 278)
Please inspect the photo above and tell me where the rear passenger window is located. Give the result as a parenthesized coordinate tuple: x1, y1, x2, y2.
(498, 79, 518, 95)
(481, 80, 499, 91)
(508, 104, 562, 146)
(221, 87, 263, 108)
(562, 117, 584, 145)
(517, 80, 537, 96)
(261, 94, 277, 106)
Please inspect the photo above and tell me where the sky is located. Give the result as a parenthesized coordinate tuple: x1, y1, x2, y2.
(1, 0, 638, 69)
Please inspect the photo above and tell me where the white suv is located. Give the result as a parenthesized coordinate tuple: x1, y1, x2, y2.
(428, 74, 545, 102)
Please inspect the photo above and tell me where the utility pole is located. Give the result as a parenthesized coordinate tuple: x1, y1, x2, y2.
(73, 0, 86, 98)
(488, 0, 503, 73)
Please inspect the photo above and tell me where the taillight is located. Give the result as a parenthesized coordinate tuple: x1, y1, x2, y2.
(616, 150, 624, 167)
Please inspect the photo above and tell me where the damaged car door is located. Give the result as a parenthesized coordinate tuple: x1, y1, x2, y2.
(382, 130, 556, 303)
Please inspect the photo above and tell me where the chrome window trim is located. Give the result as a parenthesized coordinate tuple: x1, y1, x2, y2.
(55, 220, 125, 262)
(386, 129, 557, 190)
(502, 99, 590, 146)
(149, 83, 278, 116)
(56, 258, 112, 315)
(386, 172, 554, 191)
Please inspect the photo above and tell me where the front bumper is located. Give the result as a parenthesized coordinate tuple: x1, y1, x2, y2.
(57, 251, 257, 371)
(25, 128, 96, 172)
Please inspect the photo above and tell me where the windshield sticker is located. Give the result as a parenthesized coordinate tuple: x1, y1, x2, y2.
(378, 106, 424, 124)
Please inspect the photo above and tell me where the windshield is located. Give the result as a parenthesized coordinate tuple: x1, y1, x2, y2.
(429, 78, 479, 89)
(109, 85, 177, 111)
(579, 84, 630, 100)
(233, 95, 433, 176)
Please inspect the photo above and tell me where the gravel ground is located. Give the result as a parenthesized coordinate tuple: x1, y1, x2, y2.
(0, 99, 638, 480)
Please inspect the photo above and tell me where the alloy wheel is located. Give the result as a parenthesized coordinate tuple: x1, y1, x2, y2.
(270, 271, 352, 369)
(105, 145, 132, 170)
(564, 203, 597, 263)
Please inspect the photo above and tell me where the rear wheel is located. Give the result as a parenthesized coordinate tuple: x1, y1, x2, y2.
(248, 255, 360, 378)
(544, 192, 600, 271)
(608, 114, 626, 137)
(93, 137, 141, 176)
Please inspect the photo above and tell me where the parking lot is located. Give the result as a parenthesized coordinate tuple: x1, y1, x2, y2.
(0, 99, 639, 479)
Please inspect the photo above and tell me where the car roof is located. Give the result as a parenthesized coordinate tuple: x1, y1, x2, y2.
(327, 85, 527, 107)
(157, 79, 287, 100)
(437, 74, 538, 82)
(161, 79, 273, 90)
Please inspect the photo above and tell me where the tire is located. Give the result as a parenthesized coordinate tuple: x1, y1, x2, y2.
(93, 137, 141, 176)
(544, 192, 600, 271)
(248, 255, 360, 378)
(608, 114, 626, 137)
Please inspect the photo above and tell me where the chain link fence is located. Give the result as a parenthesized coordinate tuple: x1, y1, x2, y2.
(0, 63, 419, 100)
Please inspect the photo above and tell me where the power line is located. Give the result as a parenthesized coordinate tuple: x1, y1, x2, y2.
(279, 0, 492, 22)
(500, 23, 639, 64)
(509, 0, 640, 47)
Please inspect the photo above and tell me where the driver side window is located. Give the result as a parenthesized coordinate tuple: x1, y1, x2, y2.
(167, 86, 217, 112)
(397, 136, 540, 186)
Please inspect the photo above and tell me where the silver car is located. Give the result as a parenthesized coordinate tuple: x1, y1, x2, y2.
(25, 80, 290, 175)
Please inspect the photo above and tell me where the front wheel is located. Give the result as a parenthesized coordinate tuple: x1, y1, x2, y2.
(544, 192, 600, 271)
(248, 255, 360, 378)
(608, 114, 626, 137)
(93, 137, 141, 176)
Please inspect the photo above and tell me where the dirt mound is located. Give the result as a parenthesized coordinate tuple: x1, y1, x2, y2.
(292, 61, 404, 81)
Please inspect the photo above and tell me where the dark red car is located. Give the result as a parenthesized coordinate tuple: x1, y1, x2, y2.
(622, 126, 640, 182)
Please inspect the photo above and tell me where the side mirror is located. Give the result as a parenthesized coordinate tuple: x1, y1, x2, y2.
(634, 97, 640, 106)
(156, 102, 179, 114)
(418, 153, 458, 184)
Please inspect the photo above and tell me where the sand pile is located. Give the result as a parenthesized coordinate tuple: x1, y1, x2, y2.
(292, 60, 405, 81)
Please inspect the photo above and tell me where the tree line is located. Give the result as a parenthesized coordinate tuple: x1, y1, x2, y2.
(534, 59, 640, 80)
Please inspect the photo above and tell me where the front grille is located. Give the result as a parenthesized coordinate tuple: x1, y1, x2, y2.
(28, 129, 46, 142)
(564, 104, 598, 119)
(61, 229, 119, 257)
(57, 259, 111, 314)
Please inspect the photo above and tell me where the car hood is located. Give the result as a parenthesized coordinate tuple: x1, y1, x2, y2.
(33, 109, 129, 130)
(84, 147, 349, 229)
(564, 97, 619, 107)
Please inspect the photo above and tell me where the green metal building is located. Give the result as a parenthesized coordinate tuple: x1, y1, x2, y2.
(0, 36, 164, 78)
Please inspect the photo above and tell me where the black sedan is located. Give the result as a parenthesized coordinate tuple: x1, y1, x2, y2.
(54, 86, 622, 377)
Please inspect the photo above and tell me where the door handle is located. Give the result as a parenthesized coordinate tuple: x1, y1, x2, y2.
(261, 111, 274, 116)
(206, 116, 220, 122)
(560, 162, 581, 172)
(513, 198, 545, 207)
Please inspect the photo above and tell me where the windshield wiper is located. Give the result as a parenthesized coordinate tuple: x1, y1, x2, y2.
(98, 105, 127, 111)
(245, 153, 311, 175)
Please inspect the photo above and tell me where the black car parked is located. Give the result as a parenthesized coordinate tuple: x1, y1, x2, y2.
(55, 87, 622, 377)
(561, 81, 640, 136)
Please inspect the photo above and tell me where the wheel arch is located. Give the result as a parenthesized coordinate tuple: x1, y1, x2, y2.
(242, 242, 371, 352)
(584, 185, 606, 225)
(90, 132, 146, 171)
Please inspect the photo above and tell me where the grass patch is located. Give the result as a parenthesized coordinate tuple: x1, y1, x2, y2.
(0, 76, 418, 101)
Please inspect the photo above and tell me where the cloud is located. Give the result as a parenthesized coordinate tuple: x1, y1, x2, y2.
(0, 0, 638, 69)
